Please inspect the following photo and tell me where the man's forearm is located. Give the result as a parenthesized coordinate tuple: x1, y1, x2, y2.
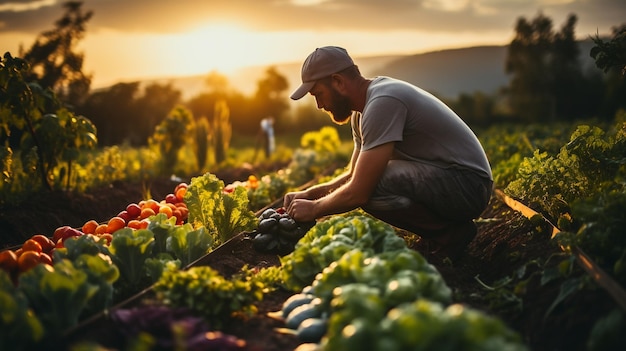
(305, 171, 350, 199)
(312, 180, 367, 218)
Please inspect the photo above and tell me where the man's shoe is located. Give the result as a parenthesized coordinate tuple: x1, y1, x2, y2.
(430, 221, 477, 261)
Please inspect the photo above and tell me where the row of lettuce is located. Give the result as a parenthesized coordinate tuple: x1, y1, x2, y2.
(275, 214, 528, 351)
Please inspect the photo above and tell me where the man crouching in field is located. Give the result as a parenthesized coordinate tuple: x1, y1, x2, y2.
(284, 46, 493, 261)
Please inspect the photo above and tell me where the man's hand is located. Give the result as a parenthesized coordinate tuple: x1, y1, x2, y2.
(287, 198, 317, 222)
(283, 190, 308, 209)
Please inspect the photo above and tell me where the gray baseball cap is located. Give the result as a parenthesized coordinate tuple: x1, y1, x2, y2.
(290, 46, 355, 100)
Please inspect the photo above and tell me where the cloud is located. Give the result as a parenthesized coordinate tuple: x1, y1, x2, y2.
(0, 0, 57, 12)
(0, 0, 623, 37)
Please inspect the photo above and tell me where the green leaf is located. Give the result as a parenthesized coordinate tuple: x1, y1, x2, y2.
(109, 228, 155, 290)
(165, 224, 214, 267)
(18, 260, 98, 335)
(0, 270, 44, 350)
(185, 172, 256, 245)
(544, 276, 586, 320)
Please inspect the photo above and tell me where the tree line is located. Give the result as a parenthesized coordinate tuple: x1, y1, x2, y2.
(450, 13, 625, 126)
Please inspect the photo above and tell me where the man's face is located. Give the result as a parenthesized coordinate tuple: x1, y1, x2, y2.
(310, 81, 352, 124)
(326, 86, 352, 124)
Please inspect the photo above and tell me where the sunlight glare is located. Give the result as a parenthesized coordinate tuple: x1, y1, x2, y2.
(173, 23, 267, 74)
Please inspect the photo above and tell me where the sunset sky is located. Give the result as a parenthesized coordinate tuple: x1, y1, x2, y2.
(1, 0, 624, 89)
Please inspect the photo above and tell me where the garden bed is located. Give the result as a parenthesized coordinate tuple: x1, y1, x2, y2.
(61, 231, 301, 351)
(3, 175, 622, 351)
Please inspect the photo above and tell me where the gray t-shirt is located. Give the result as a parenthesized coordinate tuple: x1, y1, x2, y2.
(351, 76, 492, 180)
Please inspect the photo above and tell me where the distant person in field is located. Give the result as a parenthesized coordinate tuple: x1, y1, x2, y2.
(284, 46, 493, 261)
(260, 117, 275, 158)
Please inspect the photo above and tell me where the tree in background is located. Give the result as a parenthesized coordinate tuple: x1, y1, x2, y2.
(149, 105, 193, 175)
(78, 82, 181, 146)
(134, 83, 182, 143)
(187, 69, 290, 137)
(187, 71, 232, 128)
(591, 24, 626, 75)
(591, 24, 626, 117)
(20, 1, 93, 108)
(193, 117, 211, 172)
(505, 13, 553, 122)
(78, 82, 140, 146)
(250, 67, 289, 133)
(187, 71, 252, 136)
(449, 92, 497, 127)
(213, 100, 232, 165)
(505, 13, 600, 122)
(550, 14, 598, 119)
(288, 103, 335, 133)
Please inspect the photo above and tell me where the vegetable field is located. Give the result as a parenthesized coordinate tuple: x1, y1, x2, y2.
(1, 117, 626, 351)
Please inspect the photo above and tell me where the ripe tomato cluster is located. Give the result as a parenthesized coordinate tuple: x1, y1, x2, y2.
(0, 234, 55, 283)
(80, 182, 189, 241)
(0, 182, 189, 284)
(223, 175, 259, 193)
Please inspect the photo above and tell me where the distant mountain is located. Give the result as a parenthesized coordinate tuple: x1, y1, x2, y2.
(125, 40, 600, 101)
(373, 39, 598, 98)
(374, 46, 509, 97)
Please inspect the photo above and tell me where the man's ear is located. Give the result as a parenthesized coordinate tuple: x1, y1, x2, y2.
(330, 73, 348, 94)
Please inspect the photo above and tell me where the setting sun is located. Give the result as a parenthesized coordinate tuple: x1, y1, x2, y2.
(174, 23, 263, 74)
(83, 23, 292, 87)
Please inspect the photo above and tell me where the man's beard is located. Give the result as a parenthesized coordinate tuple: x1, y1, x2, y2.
(326, 87, 352, 124)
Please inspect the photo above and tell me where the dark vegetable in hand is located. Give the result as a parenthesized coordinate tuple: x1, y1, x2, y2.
(258, 218, 278, 232)
(251, 207, 315, 255)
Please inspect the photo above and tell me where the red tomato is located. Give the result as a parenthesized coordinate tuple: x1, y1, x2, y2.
(29, 234, 55, 253)
(18, 251, 41, 272)
(53, 226, 82, 242)
(175, 187, 186, 202)
(82, 220, 99, 234)
(126, 203, 142, 219)
(22, 239, 42, 253)
(140, 207, 156, 219)
(143, 199, 160, 213)
(177, 207, 189, 220)
(172, 209, 182, 222)
(0, 250, 18, 274)
(174, 182, 188, 193)
(107, 216, 126, 233)
(158, 205, 173, 218)
(53, 225, 71, 242)
(117, 210, 132, 224)
(95, 223, 109, 234)
(139, 219, 150, 229)
(127, 219, 142, 230)
(165, 193, 177, 204)
(39, 252, 53, 266)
